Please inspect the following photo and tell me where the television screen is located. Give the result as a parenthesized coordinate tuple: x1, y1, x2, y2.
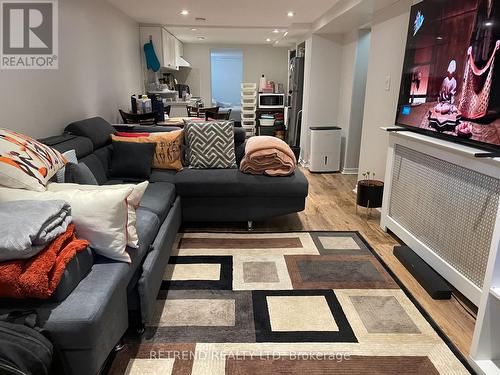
(396, 0, 500, 150)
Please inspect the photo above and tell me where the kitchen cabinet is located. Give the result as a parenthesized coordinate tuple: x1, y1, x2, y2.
(140, 26, 180, 71)
(162, 29, 178, 70)
(175, 38, 183, 61)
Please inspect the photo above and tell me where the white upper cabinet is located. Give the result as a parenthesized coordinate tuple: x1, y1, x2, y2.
(140, 26, 180, 71)
(162, 28, 178, 70)
(175, 38, 183, 59)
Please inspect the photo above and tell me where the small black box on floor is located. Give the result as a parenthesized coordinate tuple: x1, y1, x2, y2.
(393, 246, 452, 300)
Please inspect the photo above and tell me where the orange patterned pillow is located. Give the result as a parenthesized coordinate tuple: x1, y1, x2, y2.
(111, 130, 183, 171)
(0, 129, 67, 191)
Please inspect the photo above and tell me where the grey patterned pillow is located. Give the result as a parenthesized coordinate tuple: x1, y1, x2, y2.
(185, 121, 236, 169)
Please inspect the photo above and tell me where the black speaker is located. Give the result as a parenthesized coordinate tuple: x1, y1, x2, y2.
(394, 246, 452, 300)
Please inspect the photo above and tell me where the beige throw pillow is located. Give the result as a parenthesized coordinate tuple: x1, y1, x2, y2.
(47, 181, 149, 249)
(111, 130, 183, 171)
(0, 186, 133, 263)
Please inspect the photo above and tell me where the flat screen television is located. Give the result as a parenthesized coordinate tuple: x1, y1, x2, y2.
(396, 0, 500, 151)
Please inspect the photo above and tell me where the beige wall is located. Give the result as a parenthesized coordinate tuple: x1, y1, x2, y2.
(345, 30, 370, 172)
(357, 0, 413, 180)
(177, 44, 289, 105)
(0, 0, 142, 138)
(300, 34, 343, 164)
(336, 30, 370, 173)
(337, 31, 358, 168)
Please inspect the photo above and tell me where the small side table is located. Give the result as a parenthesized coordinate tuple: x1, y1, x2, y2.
(356, 180, 384, 218)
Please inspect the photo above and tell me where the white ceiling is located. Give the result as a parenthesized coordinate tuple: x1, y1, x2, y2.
(107, 0, 339, 45)
(314, 0, 400, 34)
(107, 0, 400, 45)
(166, 25, 311, 46)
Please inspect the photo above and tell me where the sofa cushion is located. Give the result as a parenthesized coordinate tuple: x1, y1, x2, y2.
(65, 117, 115, 149)
(114, 125, 181, 134)
(64, 163, 98, 185)
(234, 127, 246, 145)
(175, 168, 309, 198)
(41, 135, 94, 159)
(104, 179, 125, 185)
(79, 154, 108, 185)
(149, 169, 177, 184)
(55, 149, 78, 183)
(235, 141, 245, 166)
(110, 141, 155, 180)
(93, 145, 112, 177)
(0, 259, 129, 350)
(111, 131, 183, 171)
(49, 247, 94, 302)
(127, 208, 160, 276)
(139, 182, 176, 222)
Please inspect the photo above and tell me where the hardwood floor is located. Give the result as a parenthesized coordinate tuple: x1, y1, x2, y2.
(184, 167, 476, 357)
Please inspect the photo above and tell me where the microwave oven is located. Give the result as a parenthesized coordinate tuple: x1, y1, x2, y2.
(259, 93, 285, 109)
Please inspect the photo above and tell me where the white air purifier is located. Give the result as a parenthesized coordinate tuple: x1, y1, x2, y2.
(309, 126, 342, 172)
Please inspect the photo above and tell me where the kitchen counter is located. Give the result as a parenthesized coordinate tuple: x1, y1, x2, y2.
(165, 101, 196, 106)
(164, 101, 197, 117)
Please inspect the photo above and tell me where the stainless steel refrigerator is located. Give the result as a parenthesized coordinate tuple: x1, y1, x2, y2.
(287, 56, 305, 155)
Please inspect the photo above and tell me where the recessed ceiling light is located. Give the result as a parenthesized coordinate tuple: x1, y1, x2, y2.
(485, 21, 493, 26)
(287, 11, 294, 17)
(180, 9, 189, 15)
(273, 29, 280, 33)
(436, 36, 443, 40)
(266, 38, 272, 42)
(197, 36, 205, 40)
(283, 31, 289, 37)
(191, 28, 198, 31)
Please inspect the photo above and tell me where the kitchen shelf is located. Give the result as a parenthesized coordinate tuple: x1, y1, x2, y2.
(241, 83, 257, 138)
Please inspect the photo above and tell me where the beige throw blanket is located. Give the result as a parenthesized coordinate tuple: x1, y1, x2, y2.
(240, 136, 297, 176)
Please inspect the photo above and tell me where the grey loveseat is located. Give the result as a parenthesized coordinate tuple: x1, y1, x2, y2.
(0, 117, 308, 375)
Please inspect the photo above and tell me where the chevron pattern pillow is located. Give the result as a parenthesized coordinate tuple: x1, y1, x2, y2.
(185, 121, 236, 169)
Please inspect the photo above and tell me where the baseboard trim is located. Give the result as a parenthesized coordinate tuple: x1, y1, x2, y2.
(341, 167, 359, 175)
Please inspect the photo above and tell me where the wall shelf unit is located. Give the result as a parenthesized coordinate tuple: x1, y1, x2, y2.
(470, 204, 500, 375)
(241, 83, 257, 138)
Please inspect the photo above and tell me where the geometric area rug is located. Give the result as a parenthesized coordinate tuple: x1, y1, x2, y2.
(108, 232, 472, 375)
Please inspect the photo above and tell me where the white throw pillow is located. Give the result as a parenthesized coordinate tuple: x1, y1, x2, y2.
(47, 181, 149, 248)
(0, 186, 133, 263)
(0, 128, 67, 191)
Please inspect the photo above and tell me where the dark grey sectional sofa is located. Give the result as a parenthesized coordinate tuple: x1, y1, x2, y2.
(0, 117, 308, 375)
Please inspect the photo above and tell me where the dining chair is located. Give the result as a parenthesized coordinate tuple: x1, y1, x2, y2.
(119, 109, 158, 125)
(186, 106, 200, 117)
(206, 109, 231, 121)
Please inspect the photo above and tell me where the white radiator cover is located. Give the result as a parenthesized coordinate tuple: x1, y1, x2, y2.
(390, 145, 499, 288)
(381, 131, 500, 305)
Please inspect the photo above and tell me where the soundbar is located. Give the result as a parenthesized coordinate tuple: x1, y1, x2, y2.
(394, 245, 452, 300)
